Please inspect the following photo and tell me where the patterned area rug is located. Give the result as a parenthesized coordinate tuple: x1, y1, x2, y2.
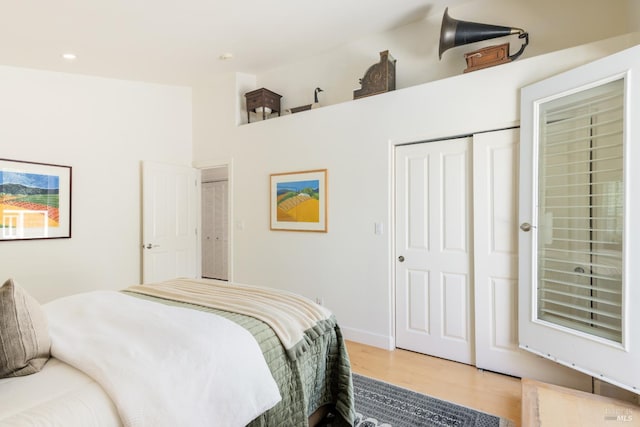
(350, 373, 515, 427)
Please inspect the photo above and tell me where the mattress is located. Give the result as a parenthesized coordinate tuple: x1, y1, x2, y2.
(0, 358, 121, 427)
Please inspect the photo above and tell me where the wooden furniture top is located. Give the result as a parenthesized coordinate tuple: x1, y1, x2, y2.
(245, 88, 282, 122)
(522, 378, 640, 427)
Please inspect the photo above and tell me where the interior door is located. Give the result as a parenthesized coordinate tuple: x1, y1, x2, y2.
(202, 180, 228, 280)
(142, 161, 199, 284)
(519, 45, 640, 393)
(473, 128, 591, 390)
(395, 138, 473, 365)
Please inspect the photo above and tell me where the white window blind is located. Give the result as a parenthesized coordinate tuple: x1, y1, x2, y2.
(537, 78, 624, 343)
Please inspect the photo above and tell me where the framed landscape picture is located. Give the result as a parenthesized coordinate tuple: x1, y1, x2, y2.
(0, 159, 72, 240)
(270, 169, 327, 232)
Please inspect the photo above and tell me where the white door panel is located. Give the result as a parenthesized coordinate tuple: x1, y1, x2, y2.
(407, 271, 430, 334)
(142, 161, 198, 284)
(442, 151, 468, 253)
(442, 273, 469, 341)
(396, 138, 473, 365)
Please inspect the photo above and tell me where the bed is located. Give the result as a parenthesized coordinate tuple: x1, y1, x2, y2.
(0, 278, 355, 426)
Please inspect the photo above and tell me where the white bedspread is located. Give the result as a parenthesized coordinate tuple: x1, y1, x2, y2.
(44, 291, 281, 427)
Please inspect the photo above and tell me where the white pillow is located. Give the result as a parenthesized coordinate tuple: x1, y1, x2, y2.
(0, 278, 51, 378)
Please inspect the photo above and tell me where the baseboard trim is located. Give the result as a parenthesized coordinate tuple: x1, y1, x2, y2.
(341, 326, 394, 350)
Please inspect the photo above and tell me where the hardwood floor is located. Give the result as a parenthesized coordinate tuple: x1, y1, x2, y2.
(345, 340, 522, 426)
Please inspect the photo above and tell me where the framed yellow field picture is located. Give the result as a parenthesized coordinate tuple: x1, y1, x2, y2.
(270, 169, 327, 232)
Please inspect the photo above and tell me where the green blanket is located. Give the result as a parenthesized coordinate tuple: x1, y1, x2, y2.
(124, 291, 355, 426)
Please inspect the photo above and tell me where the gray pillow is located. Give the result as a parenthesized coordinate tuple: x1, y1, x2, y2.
(0, 278, 51, 378)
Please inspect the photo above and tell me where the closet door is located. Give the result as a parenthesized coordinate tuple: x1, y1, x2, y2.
(519, 45, 640, 393)
(202, 180, 228, 280)
(474, 128, 591, 390)
(395, 138, 473, 365)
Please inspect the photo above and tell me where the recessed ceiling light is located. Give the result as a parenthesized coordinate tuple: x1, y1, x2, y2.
(62, 53, 77, 61)
(219, 53, 233, 61)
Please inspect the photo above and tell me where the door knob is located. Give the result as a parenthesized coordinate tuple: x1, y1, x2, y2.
(398, 256, 405, 262)
(520, 222, 532, 232)
(144, 243, 160, 249)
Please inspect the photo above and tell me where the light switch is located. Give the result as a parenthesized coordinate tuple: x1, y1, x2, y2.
(374, 222, 383, 235)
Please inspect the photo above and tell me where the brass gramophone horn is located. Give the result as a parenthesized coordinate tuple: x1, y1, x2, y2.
(438, 7, 529, 61)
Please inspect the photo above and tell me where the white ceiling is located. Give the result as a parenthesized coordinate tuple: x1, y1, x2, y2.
(0, 0, 466, 86)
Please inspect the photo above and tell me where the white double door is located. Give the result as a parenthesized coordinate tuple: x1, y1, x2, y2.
(395, 129, 589, 386)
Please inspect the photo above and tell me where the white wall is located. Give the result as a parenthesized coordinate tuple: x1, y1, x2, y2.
(192, 33, 639, 347)
(252, 0, 630, 113)
(0, 66, 192, 303)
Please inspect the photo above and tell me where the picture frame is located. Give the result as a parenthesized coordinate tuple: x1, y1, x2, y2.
(0, 158, 72, 241)
(270, 169, 327, 232)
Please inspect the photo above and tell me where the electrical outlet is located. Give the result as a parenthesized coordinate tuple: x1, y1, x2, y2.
(315, 297, 324, 306)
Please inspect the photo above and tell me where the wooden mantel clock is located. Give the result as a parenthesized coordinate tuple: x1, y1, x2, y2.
(353, 50, 396, 99)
